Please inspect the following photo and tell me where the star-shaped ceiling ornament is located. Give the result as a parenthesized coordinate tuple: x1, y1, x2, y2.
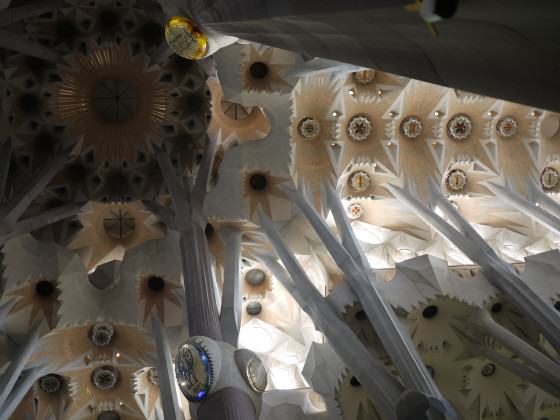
(335, 370, 383, 420)
(68, 201, 164, 270)
(241, 170, 288, 219)
(241, 45, 293, 93)
(33, 374, 72, 419)
(6, 277, 61, 329)
(55, 41, 170, 167)
(65, 364, 142, 419)
(137, 273, 182, 323)
(291, 74, 337, 211)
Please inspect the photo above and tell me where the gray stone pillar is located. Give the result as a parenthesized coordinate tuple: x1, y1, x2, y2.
(386, 181, 560, 353)
(198, 387, 257, 420)
(469, 309, 560, 390)
(179, 224, 222, 341)
(219, 228, 243, 346)
(151, 315, 184, 420)
(0, 366, 46, 420)
(286, 184, 454, 418)
(0, 322, 41, 408)
(259, 211, 403, 420)
(486, 182, 560, 236)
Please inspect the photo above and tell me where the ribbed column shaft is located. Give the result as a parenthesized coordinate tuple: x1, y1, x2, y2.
(179, 222, 221, 341)
(198, 387, 257, 420)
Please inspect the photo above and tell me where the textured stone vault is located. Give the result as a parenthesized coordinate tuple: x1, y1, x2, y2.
(0, 1, 559, 420)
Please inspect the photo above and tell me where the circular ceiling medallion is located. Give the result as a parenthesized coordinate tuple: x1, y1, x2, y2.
(297, 117, 321, 140)
(246, 301, 262, 316)
(481, 363, 496, 377)
(35, 280, 55, 297)
(92, 79, 137, 122)
(164, 16, 208, 60)
(234, 349, 267, 393)
(148, 367, 160, 386)
(422, 305, 438, 319)
(401, 116, 423, 139)
(103, 208, 136, 240)
(245, 269, 266, 286)
(91, 366, 120, 391)
(541, 167, 559, 190)
(496, 116, 518, 138)
(250, 62, 269, 80)
(541, 115, 560, 138)
(147, 275, 166, 292)
(98, 411, 120, 420)
(349, 171, 371, 193)
(347, 202, 364, 219)
(447, 114, 472, 140)
(347, 116, 373, 141)
(249, 174, 268, 191)
(39, 374, 63, 393)
(89, 322, 115, 347)
(353, 70, 375, 85)
(175, 341, 213, 402)
(445, 169, 468, 191)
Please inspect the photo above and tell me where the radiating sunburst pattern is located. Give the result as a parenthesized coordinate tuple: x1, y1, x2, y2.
(242, 170, 288, 218)
(39, 323, 155, 369)
(6, 277, 61, 329)
(55, 42, 169, 166)
(242, 265, 274, 299)
(65, 363, 142, 418)
(291, 74, 337, 211)
(335, 370, 383, 420)
(241, 45, 294, 93)
(68, 201, 164, 270)
(33, 375, 72, 419)
(137, 273, 181, 323)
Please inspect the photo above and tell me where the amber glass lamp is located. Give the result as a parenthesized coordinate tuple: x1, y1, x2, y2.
(165, 16, 208, 60)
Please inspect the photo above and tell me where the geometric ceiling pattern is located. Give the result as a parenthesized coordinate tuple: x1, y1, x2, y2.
(0, 1, 559, 420)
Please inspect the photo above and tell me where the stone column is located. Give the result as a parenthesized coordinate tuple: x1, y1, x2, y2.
(151, 315, 184, 420)
(179, 223, 222, 341)
(198, 387, 257, 420)
(386, 181, 560, 353)
(259, 211, 404, 420)
(219, 228, 243, 346)
(0, 322, 41, 408)
(0, 366, 46, 420)
(286, 185, 453, 418)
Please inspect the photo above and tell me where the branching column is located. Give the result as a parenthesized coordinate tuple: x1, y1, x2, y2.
(146, 140, 257, 419)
